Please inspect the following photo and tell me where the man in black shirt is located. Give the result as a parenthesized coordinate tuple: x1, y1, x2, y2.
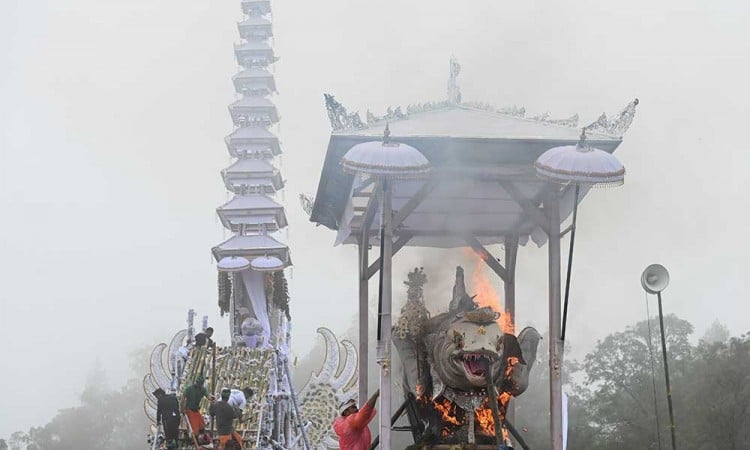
(194, 327, 215, 348)
(153, 388, 180, 450)
(210, 389, 243, 450)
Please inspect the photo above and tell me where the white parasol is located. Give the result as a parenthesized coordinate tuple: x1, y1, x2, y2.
(217, 256, 251, 272)
(535, 129, 626, 341)
(250, 255, 284, 272)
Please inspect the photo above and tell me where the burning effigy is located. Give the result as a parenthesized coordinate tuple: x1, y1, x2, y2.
(393, 267, 541, 448)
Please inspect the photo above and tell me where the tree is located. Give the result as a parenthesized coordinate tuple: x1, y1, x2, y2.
(702, 320, 730, 345)
(581, 315, 694, 449)
(676, 337, 750, 449)
(6, 349, 150, 450)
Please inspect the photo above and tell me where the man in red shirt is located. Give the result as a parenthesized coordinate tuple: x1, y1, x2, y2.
(333, 390, 379, 450)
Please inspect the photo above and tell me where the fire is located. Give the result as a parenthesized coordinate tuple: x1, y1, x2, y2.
(433, 398, 460, 426)
(505, 356, 520, 378)
(474, 396, 512, 441)
(465, 249, 515, 334)
(475, 407, 494, 435)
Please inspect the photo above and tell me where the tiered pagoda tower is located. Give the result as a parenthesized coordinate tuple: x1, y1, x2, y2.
(212, 0, 291, 344)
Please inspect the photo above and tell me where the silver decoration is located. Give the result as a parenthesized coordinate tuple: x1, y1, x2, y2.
(443, 386, 487, 412)
(462, 101, 526, 118)
(299, 193, 315, 217)
(324, 93, 365, 131)
(297, 328, 359, 450)
(585, 98, 639, 137)
(323, 60, 634, 133)
(548, 113, 580, 127)
(406, 100, 451, 115)
(448, 57, 462, 105)
(365, 106, 407, 124)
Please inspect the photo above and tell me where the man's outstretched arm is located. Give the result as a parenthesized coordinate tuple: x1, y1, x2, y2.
(348, 390, 380, 430)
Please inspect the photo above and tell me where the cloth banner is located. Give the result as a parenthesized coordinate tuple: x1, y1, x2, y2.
(241, 269, 271, 346)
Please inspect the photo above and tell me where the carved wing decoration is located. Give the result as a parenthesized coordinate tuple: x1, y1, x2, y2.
(298, 328, 359, 449)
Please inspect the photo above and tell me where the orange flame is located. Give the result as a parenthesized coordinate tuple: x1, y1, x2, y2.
(465, 249, 515, 334)
(475, 394, 513, 440)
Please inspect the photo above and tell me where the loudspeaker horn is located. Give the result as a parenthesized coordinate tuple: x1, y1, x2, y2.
(641, 264, 670, 294)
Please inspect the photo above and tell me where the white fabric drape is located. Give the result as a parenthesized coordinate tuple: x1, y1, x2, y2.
(334, 174, 366, 246)
(241, 269, 271, 346)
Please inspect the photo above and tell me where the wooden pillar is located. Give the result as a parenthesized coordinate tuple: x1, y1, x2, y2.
(358, 237, 369, 406)
(546, 194, 564, 450)
(378, 181, 393, 450)
(503, 234, 519, 425)
(504, 234, 519, 329)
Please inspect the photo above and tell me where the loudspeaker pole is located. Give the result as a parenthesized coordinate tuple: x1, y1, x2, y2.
(656, 291, 677, 450)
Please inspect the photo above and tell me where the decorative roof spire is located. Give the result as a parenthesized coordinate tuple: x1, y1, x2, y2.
(383, 123, 391, 144)
(447, 57, 461, 105)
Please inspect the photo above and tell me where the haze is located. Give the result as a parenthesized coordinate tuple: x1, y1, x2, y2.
(1, 0, 748, 439)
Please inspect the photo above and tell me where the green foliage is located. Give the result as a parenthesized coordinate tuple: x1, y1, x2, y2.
(5, 350, 150, 450)
(513, 317, 750, 449)
(272, 270, 291, 320)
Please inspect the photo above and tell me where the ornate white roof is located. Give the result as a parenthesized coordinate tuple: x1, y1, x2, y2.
(238, 16, 273, 40)
(223, 177, 283, 195)
(241, 0, 271, 15)
(222, 159, 284, 193)
(211, 234, 290, 266)
(234, 42, 278, 67)
(223, 158, 276, 174)
(311, 60, 638, 248)
(233, 68, 276, 94)
(228, 97, 279, 125)
(224, 126, 281, 157)
(216, 194, 288, 232)
(340, 106, 616, 141)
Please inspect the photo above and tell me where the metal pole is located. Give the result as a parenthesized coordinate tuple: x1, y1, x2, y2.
(561, 183, 579, 341)
(377, 180, 393, 450)
(358, 238, 369, 406)
(657, 292, 677, 450)
(547, 193, 564, 450)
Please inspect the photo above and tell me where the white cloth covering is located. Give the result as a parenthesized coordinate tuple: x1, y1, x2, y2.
(228, 389, 247, 410)
(240, 270, 271, 345)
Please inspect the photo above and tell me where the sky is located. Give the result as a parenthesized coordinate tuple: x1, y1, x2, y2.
(1, 0, 749, 439)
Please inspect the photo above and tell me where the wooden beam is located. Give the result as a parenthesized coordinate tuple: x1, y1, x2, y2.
(353, 177, 376, 195)
(464, 236, 508, 282)
(559, 224, 574, 238)
(499, 180, 550, 236)
(360, 180, 382, 240)
(352, 227, 537, 238)
(366, 234, 412, 280)
(392, 179, 439, 229)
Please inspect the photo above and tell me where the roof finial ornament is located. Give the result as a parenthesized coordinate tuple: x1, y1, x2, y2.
(577, 128, 592, 152)
(447, 57, 462, 105)
(383, 123, 391, 144)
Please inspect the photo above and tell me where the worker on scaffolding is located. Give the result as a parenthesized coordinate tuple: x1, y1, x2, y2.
(210, 388, 243, 450)
(153, 388, 180, 450)
(182, 375, 211, 442)
(334, 390, 379, 450)
(194, 327, 215, 348)
(227, 387, 254, 416)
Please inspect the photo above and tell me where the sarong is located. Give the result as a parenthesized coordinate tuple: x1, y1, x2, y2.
(185, 409, 205, 435)
(218, 432, 243, 450)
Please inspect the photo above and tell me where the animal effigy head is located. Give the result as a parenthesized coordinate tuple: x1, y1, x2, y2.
(431, 307, 506, 391)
